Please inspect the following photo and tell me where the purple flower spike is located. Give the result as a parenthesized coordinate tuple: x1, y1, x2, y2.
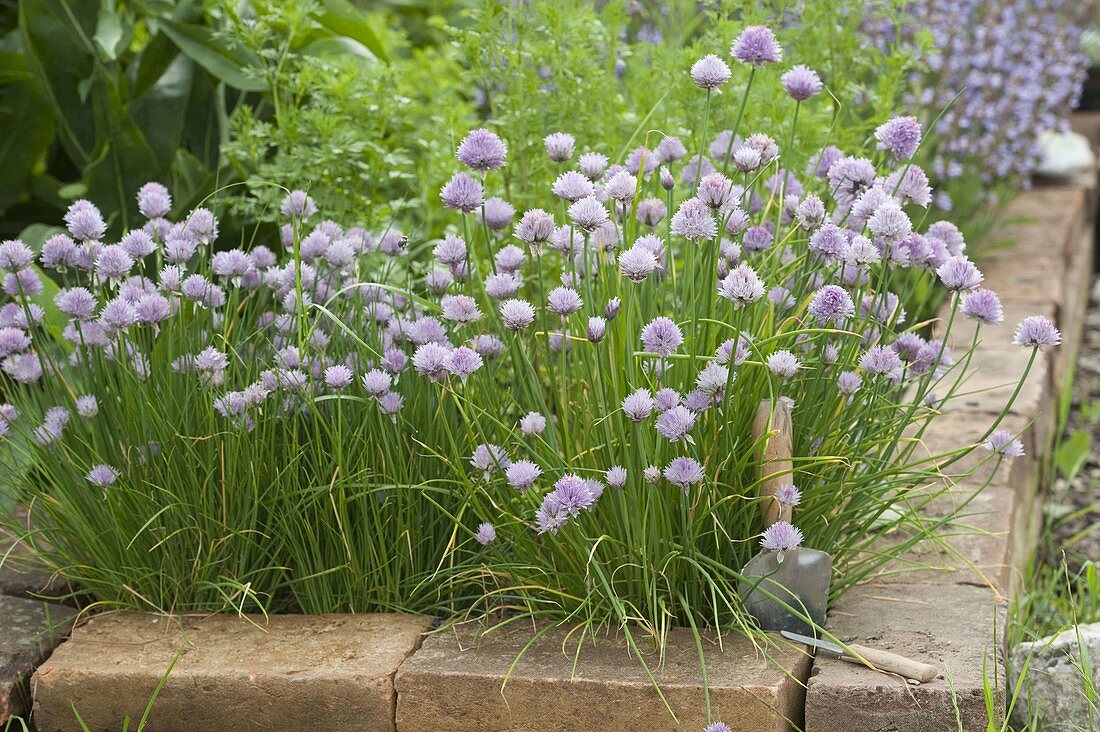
(983, 429, 1025, 457)
(1012, 316, 1061, 349)
(875, 116, 922, 160)
(474, 522, 497, 545)
(781, 65, 823, 100)
(457, 128, 507, 171)
(691, 54, 732, 91)
(640, 317, 683, 356)
(664, 456, 704, 493)
(761, 521, 803, 552)
(731, 26, 783, 66)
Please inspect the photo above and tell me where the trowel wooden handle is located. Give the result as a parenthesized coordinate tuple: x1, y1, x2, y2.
(752, 398, 793, 527)
(842, 644, 939, 683)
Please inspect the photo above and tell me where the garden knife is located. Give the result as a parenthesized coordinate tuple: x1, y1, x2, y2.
(780, 630, 939, 683)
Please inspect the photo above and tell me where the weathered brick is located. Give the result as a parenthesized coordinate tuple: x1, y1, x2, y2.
(805, 583, 1005, 732)
(33, 612, 429, 732)
(396, 623, 811, 732)
(0, 596, 75, 725)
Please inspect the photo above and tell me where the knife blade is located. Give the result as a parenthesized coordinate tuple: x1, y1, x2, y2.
(781, 630, 939, 683)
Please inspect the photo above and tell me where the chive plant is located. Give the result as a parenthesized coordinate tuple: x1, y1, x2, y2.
(0, 27, 1055, 645)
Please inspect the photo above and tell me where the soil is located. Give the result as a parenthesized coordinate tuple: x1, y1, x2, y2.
(1047, 277, 1100, 570)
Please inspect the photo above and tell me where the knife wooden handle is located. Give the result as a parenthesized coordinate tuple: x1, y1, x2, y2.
(842, 643, 939, 682)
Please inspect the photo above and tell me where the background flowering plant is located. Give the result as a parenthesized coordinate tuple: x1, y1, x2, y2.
(0, 17, 1057, 655)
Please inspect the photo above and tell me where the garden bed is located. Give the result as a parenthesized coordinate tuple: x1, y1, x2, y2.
(0, 165, 1091, 731)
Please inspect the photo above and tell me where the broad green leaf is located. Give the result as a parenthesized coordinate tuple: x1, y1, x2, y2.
(0, 78, 56, 215)
(157, 19, 266, 93)
(130, 53, 193, 162)
(19, 0, 100, 166)
(15, 224, 67, 342)
(316, 0, 389, 63)
(1055, 429, 1092, 483)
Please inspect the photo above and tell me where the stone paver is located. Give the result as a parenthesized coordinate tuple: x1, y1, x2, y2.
(396, 623, 811, 732)
(804, 583, 1005, 732)
(0, 596, 75, 725)
(33, 612, 429, 732)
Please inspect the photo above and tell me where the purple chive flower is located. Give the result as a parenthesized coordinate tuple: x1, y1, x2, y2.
(606, 466, 627, 489)
(983, 429, 1025, 457)
(474, 522, 497, 546)
(281, 190, 317, 219)
(120, 230, 156, 259)
(0, 327, 29, 357)
(500, 299, 536, 330)
(625, 146, 658, 177)
(731, 26, 783, 66)
(670, 198, 718, 241)
(552, 171, 596, 202)
(469, 334, 503, 359)
(766, 351, 801, 379)
(640, 316, 683, 356)
(212, 249, 252, 280)
(1012, 315, 1061, 349)
(809, 285, 855, 325)
(836, 372, 862, 394)
(515, 209, 555, 245)
(618, 247, 658, 283)
(809, 223, 848, 261)
(65, 200, 107, 241)
(441, 294, 482, 324)
(761, 521, 803, 552)
(372, 391, 402, 418)
(550, 474, 597, 515)
(875, 116, 922, 160)
(680, 154, 716, 188)
(655, 406, 696, 442)
(481, 197, 516, 231)
(622, 389, 655, 423)
(684, 390, 711, 413)
(732, 145, 763, 173)
(547, 287, 583, 318)
(568, 196, 609, 232)
(664, 456, 705, 493)
(40, 234, 78, 270)
(520, 412, 546, 435)
(456, 128, 507, 171)
(380, 349, 408, 375)
(99, 298, 136, 332)
(717, 264, 766, 307)
(861, 345, 904, 380)
(484, 273, 521, 300)
(659, 166, 675, 190)
(867, 202, 912, 247)
(716, 332, 753, 366)
(587, 316, 607, 343)
(697, 173, 735, 211)
(578, 152, 609, 181)
(506, 460, 542, 491)
(892, 333, 926, 363)
(604, 170, 637, 203)
(643, 466, 661, 483)
(95, 245, 134, 280)
(413, 342, 452, 382)
(495, 245, 525, 274)
(471, 443, 510, 479)
(75, 395, 98, 419)
(936, 256, 983, 291)
(184, 208, 217, 243)
(781, 65, 823, 100)
(795, 194, 826, 230)
(324, 365, 353, 389)
(55, 287, 97, 320)
(827, 156, 876, 208)
(656, 136, 687, 164)
(535, 494, 570, 536)
(433, 235, 467, 266)
(928, 222, 966, 257)
(544, 132, 575, 163)
(137, 182, 172, 218)
(654, 388, 681, 412)
(86, 464, 120, 487)
(445, 346, 484, 381)
(696, 361, 729, 395)
(635, 198, 667, 226)
(691, 54, 732, 91)
(843, 236, 881, 268)
(440, 172, 485, 214)
(742, 225, 774, 254)
(960, 288, 1004, 325)
(604, 297, 622, 321)
(885, 166, 932, 208)
(706, 724, 733, 732)
(0, 240, 33, 272)
(426, 269, 454, 294)
(775, 484, 801, 506)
